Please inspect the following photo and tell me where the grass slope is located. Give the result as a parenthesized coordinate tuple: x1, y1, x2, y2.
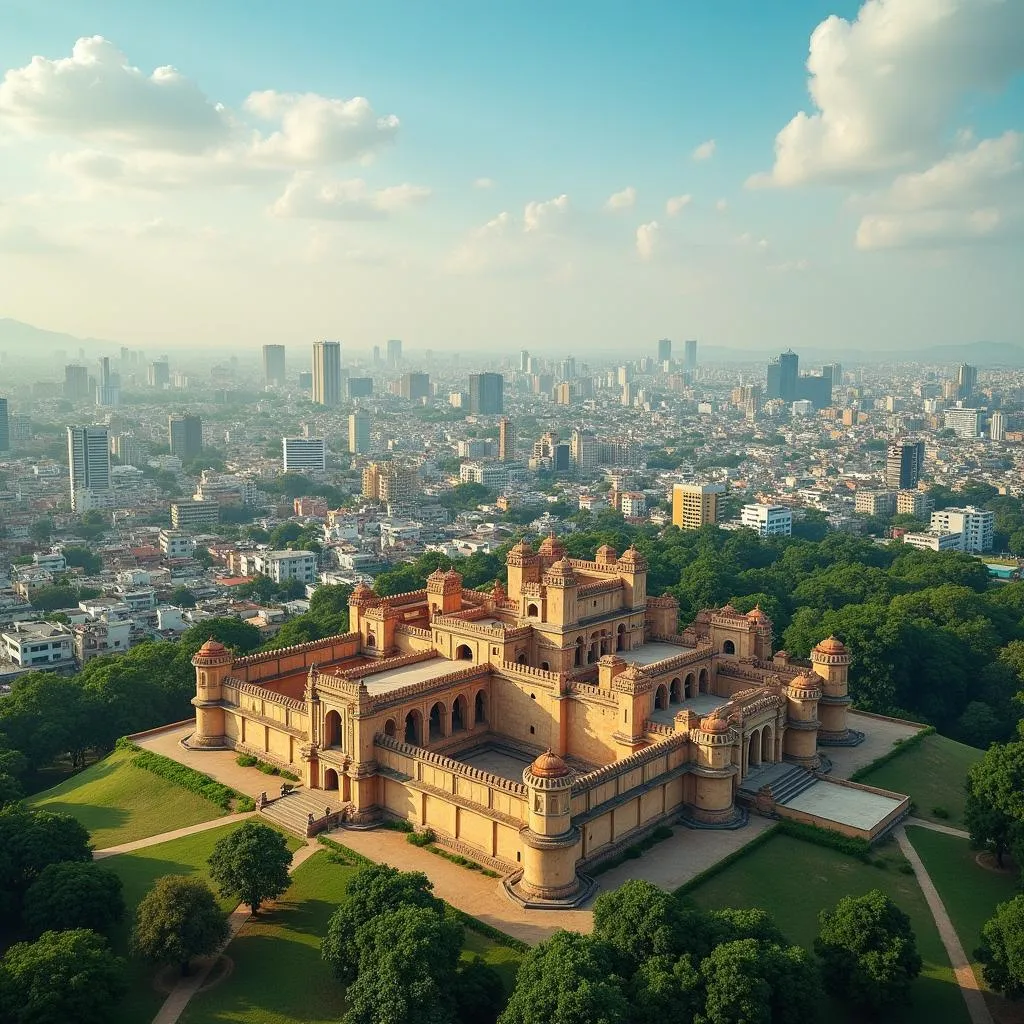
(104, 820, 303, 1024)
(906, 825, 1019, 985)
(182, 850, 521, 1024)
(684, 832, 969, 1024)
(28, 746, 226, 848)
(858, 733, 981, 825)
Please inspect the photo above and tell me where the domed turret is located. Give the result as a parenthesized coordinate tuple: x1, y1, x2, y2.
(528, 750, 571, 780)
(700, 714, 730, 734)
(192, 638, 232, 666)
(746, 604, 771, 625)
(595, 544, 618, 565)
(617, 544, 648, 570)
(815, 635, 847, 654)
(538, 532, 565, 561)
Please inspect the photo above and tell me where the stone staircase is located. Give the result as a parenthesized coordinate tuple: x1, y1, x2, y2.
(259, 788, 342, 837)
(738, 763, 818, 806)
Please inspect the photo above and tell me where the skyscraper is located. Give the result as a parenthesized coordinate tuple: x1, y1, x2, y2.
(468, 372, 504, 415)
(64, 365, 90, 401)
(672, 483, 725, 530)
(570, 428, 598, 471)
(95, 356, 120, 407)
(885, 440, 925, 490)
(262, 345, 286, 386)
(400, 372, 430, 402)
(312, 341, 342, 406)
(990, 411, 1007, 441)
(498, 418, 517, 462)
(520, 350, 530, 372)
(0, 398, 8, 452)
(348, 412, 371, 455)
(168, 415, 203, 460)
(67, 425, 111, 510)
(282, 437, 327, 473)
(779, 350, 799, 402)
(657, 338, 672, 364)
(386, 339, 402, 366)
(148, 361, 170, 389)
(684, 339, 697, 372)
(956, 363, 977, 402)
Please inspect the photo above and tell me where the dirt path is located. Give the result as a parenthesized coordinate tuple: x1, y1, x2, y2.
(93, 812, 256, 860)
(896, 827, 993, 1024)
(906, 816, 971, 839)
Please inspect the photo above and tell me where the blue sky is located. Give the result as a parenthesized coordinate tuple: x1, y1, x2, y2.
(0, 0, 1022, 356)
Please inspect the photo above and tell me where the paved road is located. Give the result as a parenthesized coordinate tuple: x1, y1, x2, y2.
(93, 812, 255, 860)
(906, 816, 970, 839)
(896, 827, 993, 1024)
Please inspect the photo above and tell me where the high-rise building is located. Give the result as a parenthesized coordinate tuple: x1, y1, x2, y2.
(684, 339, 697, 372)
(554, 382, 574, 406)
(64, 365, 90, 401)
(386, 339, 402, 367)
(657, 338, 672, 364)
(298, 371, 313, 391)
(990, 410, 1007, 441)
(944, 407, 980, 438)
(740, 504, 792, 537)
(823, 363, 843, 388)
(956, 363, 977, 402)
(0, 398, 8, 452)
(168, 415, 203, 460)
(885, 440, 925, 489)
(498, 418, 517, 462)
(468, 372, 504, 415)
(348, 412, 371, 455)
(400, 372, 430, 402)
(347, 377, 373, 398)
(67, 425, 111, 511)
(282, 437, 327, 473)
(570, 428, 598, 471)
(779, 350, 799, 402)
(312, 341, 342, 406)
(262, 345, 286, 386)
(672, 482, 725, 530)
(520, 350, 530, 373)
(930, 506, 994, 553)
(95, 357, 120, 407)
(148, 361, 170, 389)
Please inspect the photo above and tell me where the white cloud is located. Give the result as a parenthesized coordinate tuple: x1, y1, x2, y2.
(270, 174, 430, 220)
(751, 0, 1024, 188)
(605, 186, 636, 210)
(715, 198, 728, 212)
(665, 194, 692, 216)
(737, 232, 770, 250)
(692, 139, 716, 161)
(523, 194, 569, 233)
(635, 221, 659, 261)
(473, 177, 495, 189)
(856, 208, 1006, 249)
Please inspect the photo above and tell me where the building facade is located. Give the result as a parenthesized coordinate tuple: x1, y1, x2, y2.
(282, 437, 327, 474)
(930, 506, 994, 553)
(885, 440, 924, 490)
(468, 373, 504, 415)
(67, 425, 112, 512)
(672, 483, 724, 530)
(262, 345, 286, 386)
(740, 503, 792, 537)
(312, 341, 342, 407)
(169, 415, 203, 460)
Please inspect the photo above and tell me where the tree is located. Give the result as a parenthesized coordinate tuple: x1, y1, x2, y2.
(207, 820, 292, 914)
(322, 864, 443, 985)
(169, 586, 197, 609)
(29, 519, 53, 545)
(815, 889, 921, 1011)
(131, 875, 228, 975)
(965, 740, 1024, 868)
(629, 954, 703, 1024)
(179, 617, 262, 657)
(454, 956, 507, 1024)
(61, 546, 102, 574)
(0, 928, 126, 1024)
(22, 861, 125, 938)
(977, 895, 1024, 999)
(497, 930, 631, 1024)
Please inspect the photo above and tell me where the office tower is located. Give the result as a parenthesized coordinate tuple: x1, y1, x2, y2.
(552, 443, 571, 472)
(372, 345, 381, 365)
(168, 414, 203, 460)
(282, 437, 327, 473)
(956, 363, 977, 402)
(766, 359, 782, 399)
(400, 372, 430, 402)
(468, 372, 504, 415)
(297, 370, 313, 391)
(0, 398, 8, 452)
(739, 384, 761, 421)
(262, 344, 286, 386)
(990, 410, 1007, 441)
(617, 365, 632, 386)
(386, 339, 402, 366)
(672, 482, 725, 530)
(348, 412, 371, 455)
(554, 382, 574, 406)
(885, 440, 925, 489)
(570, 428, 598, 471)
(95, 356, 120, 407)
(499, 418, 516, 462)
(944, 407, 981, 438)
(111, 433, 150, 467)
(64, 365, 90, 401)
(657, 338, 672, 364)
(520, 350, 530, 373)
(684, 339, 697, 372)
(558, 357, 577, 380)
(312, 341, 342, 406)
(779, 350, 799, 402)
(67, 425, 111, 510)
(347, 377, 374, 398)
(147, 360, 170, 389)
(823, 363, 843, 388)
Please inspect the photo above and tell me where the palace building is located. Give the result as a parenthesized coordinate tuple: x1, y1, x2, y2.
(190, 536, 868, 906)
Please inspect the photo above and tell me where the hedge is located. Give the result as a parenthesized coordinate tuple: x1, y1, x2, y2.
(445, 906, 529, 953)
(850, 725, 936, 782)
(776, 819, 871, 861)
(126, 744, 253, 812)
(236, 752, 301, 782)
(316, 834, 374, 868)
(675, 824, 782, 896)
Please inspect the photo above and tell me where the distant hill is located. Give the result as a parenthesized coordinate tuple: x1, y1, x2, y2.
(0, 318, 110, 353)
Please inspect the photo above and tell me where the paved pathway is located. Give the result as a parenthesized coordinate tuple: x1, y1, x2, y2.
(825, 713, 921, 779)
(906, 816, 971, 839)
(896, 827, 993, 1024)
(151, 839, 320, 1024)
(93, 812, 255, 860)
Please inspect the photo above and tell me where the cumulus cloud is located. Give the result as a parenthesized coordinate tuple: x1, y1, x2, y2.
(750, 0, 1024, 187)
(635, 221, 659, 260)
(523, 194, 569, 232)
(692, 139, 716, 161)
(605, 186, 636, 210)
(270, 174, 431, 220)
(665, 194, 692, 216)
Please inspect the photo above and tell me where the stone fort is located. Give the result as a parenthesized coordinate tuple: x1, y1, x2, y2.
(190, 536, 868, 906)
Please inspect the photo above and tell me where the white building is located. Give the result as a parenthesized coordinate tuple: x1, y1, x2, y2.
(1, 621, 75, 670)
(902, 530, 964, 552)
(740, 503, 793, 537)
(460, 462, 507, 489)
(619, 492, 647, 518)
(67, 425, 112, 513)
(159, 530, 195, 559)
(930, 506, 995, 553)
(791, 400, 814, 416)
(283, 437, 327, 474)
(990, 411, 1007, 441)
(944, 407, 981, 438)
(32, 551, 67, 572)
(253, 549, 318, 585)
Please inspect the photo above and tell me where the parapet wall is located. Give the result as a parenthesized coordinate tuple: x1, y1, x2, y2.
(232, 633, 361, 684)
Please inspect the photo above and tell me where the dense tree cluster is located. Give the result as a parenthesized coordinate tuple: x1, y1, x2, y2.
(965, 726, 1024, 873)
(977, 894, 1024, 999)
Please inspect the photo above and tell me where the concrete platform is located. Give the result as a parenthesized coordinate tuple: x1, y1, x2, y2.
(784, 779, 906, 833)
(358, 657, 468, 695)
(627, 641, 697, 666)
(457, 746, 535, 783)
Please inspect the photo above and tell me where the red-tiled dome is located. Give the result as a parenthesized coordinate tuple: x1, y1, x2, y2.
(746, 604, 770, 624)
(198, 639, 227, 655)
(700, 715, 730, 734)
(815, 635, 847, 653)
(529, 750, 571, 779)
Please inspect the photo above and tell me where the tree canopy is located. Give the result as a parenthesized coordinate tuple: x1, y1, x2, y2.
(207, 820, 292, 914)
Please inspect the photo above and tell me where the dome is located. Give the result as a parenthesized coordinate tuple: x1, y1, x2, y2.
(351, 582, 374, 600)
(595, 544, 618, 562)
(444, 567, 463, 580)
(720, 603, 738, 615)
(198, 639, 227, 656)
(538, 532, 565, 557)
(700, 715, 730, 734)
(529, 750, 571, 779)
(427, 567, 446, 581)
(617, 544, 647, 566)
(815, 635, 847, 653)
(789, 671, 821, 691)
(549, 556, 574, 572)
(746, 604, 770, 624)
(508, 539, 535, 557)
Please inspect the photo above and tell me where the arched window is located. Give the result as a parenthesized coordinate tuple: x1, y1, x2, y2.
(516, 652, 528, 664)
(698, 668, 709, 694)
(404, 710, 422, 745)
(323, 768, 339, 791)
(383, 718, 397, 738)
(474, 690, 488, 726)
(324, 710, 342, 748)
(526, 603, 539, 618)
(684, 672, 695, 699)
(654, 684, 668, 710)
(366, 632, 376, 649)
(541, 661, 550, 671)
(455, 644, 472, 661)
(722, 639, 736, 655)
(616, 623, 626, 652)
(670, 678, 681, 703)
(452, 694, 468, 732)
(428, 702, 446, 742)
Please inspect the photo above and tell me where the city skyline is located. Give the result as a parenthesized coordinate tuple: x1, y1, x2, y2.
(1, 0, 1022, 354)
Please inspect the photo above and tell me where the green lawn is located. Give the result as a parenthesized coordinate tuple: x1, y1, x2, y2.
(858, 733, 981, 825)
(684, 833, 969, 1024)
(28, 746, 227, 848)
(906, 825, 1019, 985)
(182, 849, 522, 1024)
(104, 820, 303, 1024)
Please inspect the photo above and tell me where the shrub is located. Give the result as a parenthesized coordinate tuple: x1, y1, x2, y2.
(931, 806, 950, 819)
(777, 819, 872, 861)
(407, 828, 436, 847)
(257, 762, 280, 776)
(235, 754, 258, 768)
(382, 818, 415, 833)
